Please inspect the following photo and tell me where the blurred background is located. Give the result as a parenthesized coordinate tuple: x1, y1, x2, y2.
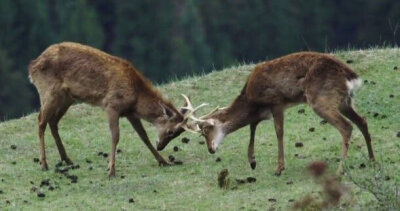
(0, 0, 399, 121)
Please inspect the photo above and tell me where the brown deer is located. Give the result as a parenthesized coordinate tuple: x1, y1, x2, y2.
(159, 52, 375, 175)
(28, 42, 198, 177)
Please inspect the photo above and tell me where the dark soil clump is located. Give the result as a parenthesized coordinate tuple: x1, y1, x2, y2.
(216, 157, 222, 162)
(168, 155, 175, 162)
(173, 146, 179, 152)
(181, 137, 190, 143)
(295, 142, 304, 148)
(246, 177, 256, 183)
(10, 145, 17, 150)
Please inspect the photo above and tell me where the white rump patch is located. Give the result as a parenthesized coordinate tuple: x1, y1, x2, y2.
(346, 78, 362, 94)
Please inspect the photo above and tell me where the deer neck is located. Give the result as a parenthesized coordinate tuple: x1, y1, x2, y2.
(211, 93, 262, 135)
(135, 92, 174, 123)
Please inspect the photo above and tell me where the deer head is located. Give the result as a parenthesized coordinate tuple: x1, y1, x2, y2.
(170, 96, 227, 154)
(156, 94, 208, 150)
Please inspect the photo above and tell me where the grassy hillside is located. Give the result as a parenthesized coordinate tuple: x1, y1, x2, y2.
(1, 49, 399, 210)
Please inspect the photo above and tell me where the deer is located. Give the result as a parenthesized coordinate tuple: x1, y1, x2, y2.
(28, 42, 203, 177)
(158, 52, 375, 175)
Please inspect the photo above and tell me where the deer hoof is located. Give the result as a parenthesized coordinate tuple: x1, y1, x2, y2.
(108, 170, 116, 178)
(158, 160, 170, 167)
(274, 166, 285, 176)
(40, 162, 49, 171)
(250, 161, 257, 170)
(63, 157, 74, 165)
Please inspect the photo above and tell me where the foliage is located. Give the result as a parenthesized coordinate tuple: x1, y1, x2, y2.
(0, 0, 400, 120)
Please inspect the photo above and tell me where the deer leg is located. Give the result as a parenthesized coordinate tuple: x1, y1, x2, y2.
(272, 107, 285, 176)
(49, 102, 73, 164)
(340, 101, 375, 161)
(126, 115, 169, 166)
(248, 121, 260, 170)
(107, 109, 120, 177)
(312, 106, 353, 175)
(38, 110, 50, 170)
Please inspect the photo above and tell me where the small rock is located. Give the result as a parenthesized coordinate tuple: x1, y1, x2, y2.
(55, 161, 64, 167)
(359, 163, 366, 169)
(389, 94, 394, 98)
(173, 146, 179, 152)
(33, 158, 40, 163)
(199, 141, 205, 145)
(295, 142, 303, 148)
(128, 198, 135, 203)
(246, 177, 256, 183)
(268, 198, 277, 202)
(216, 157, 222, 162)
(235, 179, 246, 184)
(346, 60, 353, 64)
(67, 175, 78, 183)
(168, 155, 175, 162)
(309, 127, 315, 132)
(40, 179, 50, 187)
(37, 192, 45, 198)
(181, 137, 190, 143)
(297, 109, 305, 114)
(218, 169, 229, 188)
(320, 120, 328, 125)
(10, 145, 17, 150)
(173, 160, 183, 165)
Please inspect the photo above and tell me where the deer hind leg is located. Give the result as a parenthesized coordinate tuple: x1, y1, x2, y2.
(38, 95, 61, 170)
(310, 98, 353, 175)
(271, 106, 285, 176)
(339, 98, 375, 161)
(248, 121, 260, 170)
(49, 100, 73, 165)
(106, 108, 120, 178)
(126, 114, 169, 166)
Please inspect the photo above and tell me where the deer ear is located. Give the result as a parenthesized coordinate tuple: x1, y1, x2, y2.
(159, 102, 175, 118)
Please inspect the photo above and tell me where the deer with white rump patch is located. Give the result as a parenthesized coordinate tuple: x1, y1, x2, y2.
(159, 52, 375, 175)
(28, 42, 202, 177)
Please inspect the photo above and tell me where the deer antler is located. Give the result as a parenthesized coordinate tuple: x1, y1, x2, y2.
(181, 94, 208, 120)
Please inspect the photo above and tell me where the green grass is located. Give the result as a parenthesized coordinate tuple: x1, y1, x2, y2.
(1, 48, 400, 210)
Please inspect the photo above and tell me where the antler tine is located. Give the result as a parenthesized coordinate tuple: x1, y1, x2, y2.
(200, 106, 222, 119)
(189, 115, 207, 123)
(181, 124, 202, 134)
(181, 94, 194, 110)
